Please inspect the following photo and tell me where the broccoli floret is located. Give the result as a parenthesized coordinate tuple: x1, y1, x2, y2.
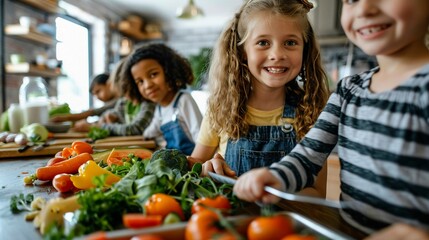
(150, 149, 188, 174)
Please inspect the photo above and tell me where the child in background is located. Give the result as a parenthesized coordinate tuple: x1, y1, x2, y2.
(50, 73, 118, 123)
(188, 0, 329, 197)
(234, 0, 429, 236)
(73, 58, 156, 136)
(122, 43, 202, 155)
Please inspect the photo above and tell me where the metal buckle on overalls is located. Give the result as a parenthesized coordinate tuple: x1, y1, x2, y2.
(172, 109, 179, 121)
(281, 122, 293, 133)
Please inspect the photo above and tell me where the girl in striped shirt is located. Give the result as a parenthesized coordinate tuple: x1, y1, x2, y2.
(234, 0, 429, 238)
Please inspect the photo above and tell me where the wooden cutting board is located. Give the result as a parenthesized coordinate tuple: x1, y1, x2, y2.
(94, 135, 144, 143)
(52, 132, 88, 139)
(0, 137, 156, 159)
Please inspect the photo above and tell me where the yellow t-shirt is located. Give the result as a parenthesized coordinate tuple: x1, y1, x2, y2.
(197, 105, 293, 156)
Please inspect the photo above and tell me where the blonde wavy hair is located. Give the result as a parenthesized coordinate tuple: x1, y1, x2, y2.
(206, 0, 329, 140)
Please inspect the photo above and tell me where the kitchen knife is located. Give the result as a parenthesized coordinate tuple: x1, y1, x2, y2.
(208, 172, 345, 209)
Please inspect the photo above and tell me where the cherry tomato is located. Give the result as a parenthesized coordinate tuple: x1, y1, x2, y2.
(185, 210, 236, 240)
(191, 195, 232, 214)
(52, 173, 75, 193)
(46, 156, 66, 166)
(247, 214, 294, 240)
(123, 214, 163, 229)
(71, 140, 93, 154)
(144, 193, 184, 220)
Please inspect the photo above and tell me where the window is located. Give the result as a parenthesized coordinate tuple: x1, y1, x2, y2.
(55, 17, 91, 112)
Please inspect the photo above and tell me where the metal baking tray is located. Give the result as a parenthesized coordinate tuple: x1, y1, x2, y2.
(67, 211, 353, 240)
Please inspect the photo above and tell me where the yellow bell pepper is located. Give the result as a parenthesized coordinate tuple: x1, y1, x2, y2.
(70, 160, 121, 190)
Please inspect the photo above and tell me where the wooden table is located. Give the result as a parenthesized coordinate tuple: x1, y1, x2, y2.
(0, 157, 368, 240)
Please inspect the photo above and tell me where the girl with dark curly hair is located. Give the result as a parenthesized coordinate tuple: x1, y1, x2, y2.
(72, 58, 156, 136)
(123, 43, 203, 155)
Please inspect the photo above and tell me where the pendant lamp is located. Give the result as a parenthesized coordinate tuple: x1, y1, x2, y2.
(176, 0, 204, 19)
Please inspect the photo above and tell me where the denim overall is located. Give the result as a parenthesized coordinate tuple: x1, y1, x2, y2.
(160, 91, 195, 155)
(225, 102, 297, 176)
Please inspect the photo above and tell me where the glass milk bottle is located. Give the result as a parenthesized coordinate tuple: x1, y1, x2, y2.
(7, 103, 24, 133)
(19, 77, 49, 125)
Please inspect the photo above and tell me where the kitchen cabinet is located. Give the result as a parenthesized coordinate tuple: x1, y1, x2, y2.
(0, 0, 64, 112)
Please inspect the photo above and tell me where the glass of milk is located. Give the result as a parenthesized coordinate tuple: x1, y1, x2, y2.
(19, 77, 49, 125)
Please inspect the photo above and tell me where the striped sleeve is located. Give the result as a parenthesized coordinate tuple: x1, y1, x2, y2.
(269, 91, 341, 192)
(102, 101, 155, 136)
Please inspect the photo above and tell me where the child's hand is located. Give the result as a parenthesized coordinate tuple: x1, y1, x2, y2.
(50, 114, 70, 122)
(201, 153, 236, 177)
(364, 223, 429, 240)
(72, 120, 96, 132)
(100, 112, 119, 124)
(233, 168, 283, 204)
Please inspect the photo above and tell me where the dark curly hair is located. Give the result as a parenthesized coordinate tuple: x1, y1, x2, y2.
(89, 73, 110, 93)
(122, 43, 194, 103)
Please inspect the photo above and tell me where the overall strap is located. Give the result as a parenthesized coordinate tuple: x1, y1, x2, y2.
(282, 94, 297, 118)
(282, 104, 295, 118)
(281, 95, 297, 133)
(158, 91, 185, 116)
(173, 91, 184, 108)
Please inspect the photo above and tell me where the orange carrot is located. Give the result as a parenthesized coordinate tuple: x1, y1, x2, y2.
(36, 152, 93, 181)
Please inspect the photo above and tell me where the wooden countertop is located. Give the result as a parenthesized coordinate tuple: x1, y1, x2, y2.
(0, 157, 368, 240)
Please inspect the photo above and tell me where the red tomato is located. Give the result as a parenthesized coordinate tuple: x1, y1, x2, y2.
(52, 173, 75, 193)
(123, 214, 163, 229)
(185, 210, 237, 240)
(131, 234, 164, 240)
(191, 195, 232, 214)
(247, 214, 294, 240)
(144, 193, 184, 220)
(71, 140, 93, 154)
(46, 156, 66, 166)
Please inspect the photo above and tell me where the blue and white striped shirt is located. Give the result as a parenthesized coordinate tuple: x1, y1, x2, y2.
(270, 64, 429, 234)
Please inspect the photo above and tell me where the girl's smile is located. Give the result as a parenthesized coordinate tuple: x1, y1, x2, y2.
(265, 66, 288, 74)
(356, 23, 390, 38)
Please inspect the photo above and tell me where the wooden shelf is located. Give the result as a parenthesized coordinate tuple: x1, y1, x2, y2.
(118, 21, 163, 41)
(5, 24, 55, 45)
(6, 63, 64, 78)
(16, 0, 64, 14)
